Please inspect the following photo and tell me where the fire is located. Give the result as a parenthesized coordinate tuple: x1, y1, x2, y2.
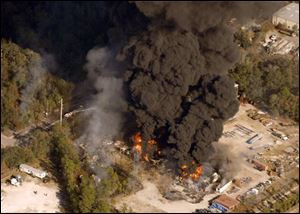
(148, 139, 157, 145)
(190, 165, 202, 181)
(133, 132, 142, 155)
(133, 132, 142, 144)
(181, 165, 188, 170)
(180, 165, 189, 178)
(180, 164, 202, 181)
(132, 132, 159, 161)
(135, 144, 142, 155)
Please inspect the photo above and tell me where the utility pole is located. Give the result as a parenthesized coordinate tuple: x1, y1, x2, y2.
(46, 100, 49, 117)
(60, 98, 63, 126)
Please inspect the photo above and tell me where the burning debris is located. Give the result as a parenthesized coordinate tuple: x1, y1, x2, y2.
(162, 163, 235, 203)
(133, 132, 142, 158)
(180, 164, 203, 182)
(132, 132, 160, 162)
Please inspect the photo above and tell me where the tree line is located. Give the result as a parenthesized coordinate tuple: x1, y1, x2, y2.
(1, 124, 130, 213)
(1, 39, 73, 132)
(229, 54, 299, 121)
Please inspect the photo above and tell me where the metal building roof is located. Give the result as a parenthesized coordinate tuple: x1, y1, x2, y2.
(212, 194, 239, 210)
(273, 3, 299, 24)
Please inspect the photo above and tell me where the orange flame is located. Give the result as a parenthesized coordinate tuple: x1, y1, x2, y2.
(133, 132, 142, 144)
(148, 139, 157, 146)
(132, 132, 160, 162)
(180, 164, 202, 181)
(133, 132, 142, 155)
(190, 165, 202, 181)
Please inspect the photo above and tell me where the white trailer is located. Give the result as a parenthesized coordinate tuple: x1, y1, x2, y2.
(19, 164, 48, 179)
(216, 180, 233, 193)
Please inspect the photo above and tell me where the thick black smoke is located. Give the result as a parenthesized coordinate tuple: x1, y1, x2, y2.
(121, 1, 283, 169)
(122, 28, 239, 167)
(1, 1, 149, 82)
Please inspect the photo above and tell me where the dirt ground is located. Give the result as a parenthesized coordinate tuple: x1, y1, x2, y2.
(1, 176, 61, 213)
(286, 204, 299, 213)
(1, 133, 16, 148)
(116, 179, 220, 213)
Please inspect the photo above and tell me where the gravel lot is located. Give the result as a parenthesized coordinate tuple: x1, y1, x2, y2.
(1, 177, 61, 213)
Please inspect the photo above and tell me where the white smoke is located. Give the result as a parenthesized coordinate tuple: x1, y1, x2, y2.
(20, 53, 56, 113)
(79, 47, 126, 169)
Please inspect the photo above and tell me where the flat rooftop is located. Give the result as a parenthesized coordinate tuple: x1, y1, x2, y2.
(213, 194, 239, 209)
(273, 3, 299, 24)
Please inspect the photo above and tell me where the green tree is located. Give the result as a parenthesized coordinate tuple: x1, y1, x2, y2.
(234, 29, 253, 49)
(78, 175, 97, 213)
(230, 54, 298, 121)
(29, 129, 51, 159)
(1, 40, 73, 132)
(269, 87, 299, 120)
(259, 57, 294, 95)
(229, 62, 263, 100)
(92, 200, 112, 213)
(1, 146, 34, 168)
(99, 167, 124, 197)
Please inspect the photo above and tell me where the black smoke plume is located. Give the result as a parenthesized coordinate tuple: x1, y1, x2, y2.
(120, 1, 283, 170)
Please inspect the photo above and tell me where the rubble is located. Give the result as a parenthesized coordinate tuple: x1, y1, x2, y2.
(164, 181, 205, 203)
(233, 177, 252, 187)
(227, 185, 240, 194)
(251, 159, 268, 171)
(193, 208, 215, 213)
(284, 147, 295, 154)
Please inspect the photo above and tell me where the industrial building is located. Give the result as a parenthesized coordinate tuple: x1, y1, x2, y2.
(209, 194, 240, 213)
(272, 3, 299, 30)
(19, 164, 48, 179)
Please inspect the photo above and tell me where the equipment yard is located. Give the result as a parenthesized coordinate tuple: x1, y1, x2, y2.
(114, 103, 299, 213)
